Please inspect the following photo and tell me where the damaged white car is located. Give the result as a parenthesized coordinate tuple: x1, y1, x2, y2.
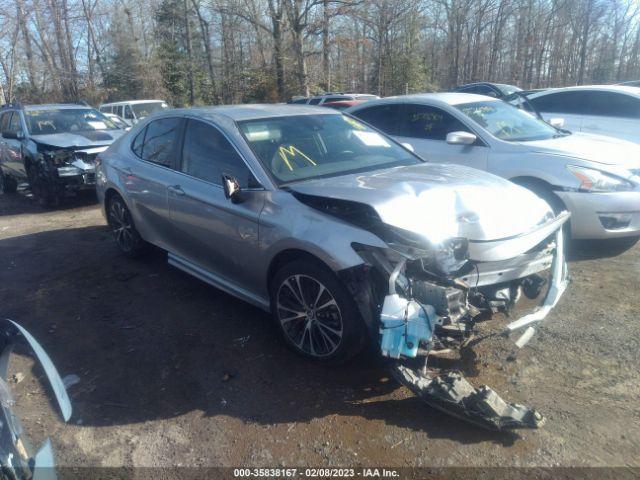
(96, 105, 569, 430)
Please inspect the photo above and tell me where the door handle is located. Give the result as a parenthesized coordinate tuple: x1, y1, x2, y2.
(168, 184, 185, 196)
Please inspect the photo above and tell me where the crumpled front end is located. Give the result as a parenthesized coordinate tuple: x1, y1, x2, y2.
(291, 163, 570, 430)
(34, 143, 107, 194)
(355, 211, 570, 430)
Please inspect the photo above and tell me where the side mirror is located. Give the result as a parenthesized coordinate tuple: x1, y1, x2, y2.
(548, 118, 565, 128)
(446, 131, 477, 146)
(401, 142, 415, 152)
(222, 174, 242, 203)
(1, 131, 21, 140)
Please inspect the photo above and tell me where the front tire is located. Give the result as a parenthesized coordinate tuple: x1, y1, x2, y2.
(270, 260, 365, 365)
(107, 195, 148, 258)
(0, 171, 17, 194)
(27, 164, 59, 208)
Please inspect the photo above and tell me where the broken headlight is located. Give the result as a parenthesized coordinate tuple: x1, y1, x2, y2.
(433, 237, 469, 275)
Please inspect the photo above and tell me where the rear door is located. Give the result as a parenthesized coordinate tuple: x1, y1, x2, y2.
(581, 91, 640, 143)
(528, 91, 588, 132)
(394, 103, 489, 169)
(167, 118, 265, 291)
(121, 117, 184, 250)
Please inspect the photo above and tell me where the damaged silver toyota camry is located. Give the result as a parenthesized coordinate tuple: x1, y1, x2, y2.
(96, 105, 569, 430)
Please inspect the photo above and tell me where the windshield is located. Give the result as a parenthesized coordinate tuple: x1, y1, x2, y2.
(131, 102, 167, 118)
(455, 100, 559, 142)
(238, 114, 420, 184)
(25, 108, 118, 135)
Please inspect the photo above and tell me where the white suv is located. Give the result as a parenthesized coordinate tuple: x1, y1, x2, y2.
(99, 100, 168, 124)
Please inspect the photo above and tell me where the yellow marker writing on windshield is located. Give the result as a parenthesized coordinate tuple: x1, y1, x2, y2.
(278, 145, 317, 171)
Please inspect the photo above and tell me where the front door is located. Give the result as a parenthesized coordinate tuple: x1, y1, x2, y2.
(1, 112, 27, 179)
(167, 118, 265, 292)
(394, 103, 489, 170)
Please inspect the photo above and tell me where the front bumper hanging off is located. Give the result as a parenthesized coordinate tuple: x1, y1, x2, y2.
(382, 224, 569, 431)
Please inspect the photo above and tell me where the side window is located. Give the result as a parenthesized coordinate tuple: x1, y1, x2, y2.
(529, 91, 587, 115)
(131, 126, 146, 157)
(139, 117, 181, 167)
(308, 98, 322, 105)
(181, 120, 253, 187)
(8, 112, 22, 134)
(351, 104, 404, 135)
(0, 112, 12, 133)
(403, 104, 470, 140)
(586, 92, 640, 119)
(124, 105, 135, 120)
(117, 106, 124, 118)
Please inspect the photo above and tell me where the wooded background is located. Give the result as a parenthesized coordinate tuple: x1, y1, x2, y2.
(1, 0, 640, 106)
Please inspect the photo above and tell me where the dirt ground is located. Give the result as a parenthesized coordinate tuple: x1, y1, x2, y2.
(0, 190, 639, 476)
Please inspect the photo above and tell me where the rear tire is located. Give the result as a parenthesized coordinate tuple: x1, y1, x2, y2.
(270, 259, 365, 365)
(106, 195, 148, 258)
(0, 171, 17, 194)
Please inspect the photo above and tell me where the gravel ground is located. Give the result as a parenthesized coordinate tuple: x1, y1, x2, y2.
(0, 191, 638, 476)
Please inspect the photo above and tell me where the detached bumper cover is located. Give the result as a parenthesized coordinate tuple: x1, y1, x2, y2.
(505, 227, 569, 348)
(392, 366, 545, 430)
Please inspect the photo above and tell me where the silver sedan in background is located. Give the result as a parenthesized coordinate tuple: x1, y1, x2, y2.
(348, 94, 640, 240)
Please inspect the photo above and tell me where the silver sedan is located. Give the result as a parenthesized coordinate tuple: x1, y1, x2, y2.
(96, 105, 567, 369)
(348, 93, 640, 240)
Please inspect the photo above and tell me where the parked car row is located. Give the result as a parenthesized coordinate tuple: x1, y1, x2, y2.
(1, 85, 638, 430)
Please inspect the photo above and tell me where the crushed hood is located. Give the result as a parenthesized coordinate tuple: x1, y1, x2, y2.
(30, 129, 125, 149)
(289, 163, 553, 245)
(524, 132, 640, 170)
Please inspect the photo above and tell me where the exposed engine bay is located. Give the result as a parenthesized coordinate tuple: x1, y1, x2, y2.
(307, 194, 571, 430)
(373, 227, 567, 430)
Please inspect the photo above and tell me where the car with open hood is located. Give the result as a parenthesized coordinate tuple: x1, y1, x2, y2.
(0, 103, 125, 206)
(96, 105, 569, 429)
(348, 93, 640, 240)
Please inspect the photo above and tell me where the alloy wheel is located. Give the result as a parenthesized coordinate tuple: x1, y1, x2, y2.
(276, 274, 343, 358)
(108, 200, 134, 252)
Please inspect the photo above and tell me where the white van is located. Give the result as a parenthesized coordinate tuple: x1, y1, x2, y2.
(99, 100, 169, 124)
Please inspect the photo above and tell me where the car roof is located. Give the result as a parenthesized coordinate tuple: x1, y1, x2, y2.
(348, 92, 499, 109)
(101, 100, 166, 106)
(153, 104, 339, 125)
(323, 99, 366, 105)
(23, 104, 93, 111)
(529, 84, 640, 96)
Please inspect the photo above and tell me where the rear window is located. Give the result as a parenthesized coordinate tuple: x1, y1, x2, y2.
(133, 117, 181, 167)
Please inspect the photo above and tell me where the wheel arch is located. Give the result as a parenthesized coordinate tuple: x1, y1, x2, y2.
(266, 248, 336, 294)
(509, 175, 567, 212)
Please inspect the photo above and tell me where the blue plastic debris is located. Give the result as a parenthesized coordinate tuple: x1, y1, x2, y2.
(379, 294, 437, 359)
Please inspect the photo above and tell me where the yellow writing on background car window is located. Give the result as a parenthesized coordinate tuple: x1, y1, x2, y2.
(344, 116, 366, 130)
(278, 145, 317, 171)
